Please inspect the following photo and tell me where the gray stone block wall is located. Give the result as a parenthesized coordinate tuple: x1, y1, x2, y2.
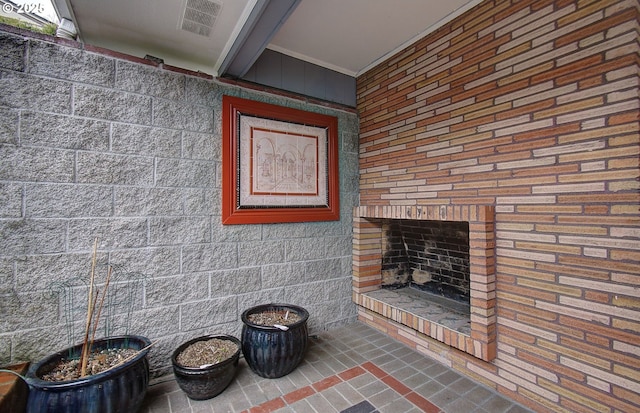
(0, 28, 359, 376)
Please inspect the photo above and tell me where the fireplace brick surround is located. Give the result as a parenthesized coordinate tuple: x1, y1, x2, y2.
(353, 205, 497, 361)
(354, 1, 639, 412)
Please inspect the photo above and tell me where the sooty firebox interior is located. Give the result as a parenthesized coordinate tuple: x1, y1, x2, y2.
(381, 219, 470, 307)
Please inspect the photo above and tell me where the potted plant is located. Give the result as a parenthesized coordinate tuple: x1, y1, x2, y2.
(240, 303, 309, 378)
(25, 335, 151, 413)
(171, 334, 241, 400)
(22, 239, 152, 413)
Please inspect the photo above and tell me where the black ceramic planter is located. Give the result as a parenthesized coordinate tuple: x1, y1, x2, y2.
(241, 303, 309, 379)
(171, 334, 241, 400)
(25, 335, 151, 413)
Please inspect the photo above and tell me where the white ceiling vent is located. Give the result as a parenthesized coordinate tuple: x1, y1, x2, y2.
(180, 0, 223, 37)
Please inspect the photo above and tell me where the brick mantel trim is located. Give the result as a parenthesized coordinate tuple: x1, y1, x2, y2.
(352, 205, 496, 361)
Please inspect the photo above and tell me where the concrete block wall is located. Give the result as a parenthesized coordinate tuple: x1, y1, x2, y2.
(0, 26, 359, 376)
(356, 0, 639, 412)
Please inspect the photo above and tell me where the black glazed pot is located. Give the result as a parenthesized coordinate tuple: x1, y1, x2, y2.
(25, 335, 151, 413)
(171, 334, 241, 400)
(241, 303, 309, 379)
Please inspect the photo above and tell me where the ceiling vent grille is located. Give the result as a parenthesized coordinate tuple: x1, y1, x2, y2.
(180, 0, 222, 37)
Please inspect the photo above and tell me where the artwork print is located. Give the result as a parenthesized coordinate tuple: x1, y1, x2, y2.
(239, 115, 328, 208)
(222, 95, 339, 224)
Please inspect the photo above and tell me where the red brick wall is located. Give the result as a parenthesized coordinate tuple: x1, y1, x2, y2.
(355, 1, 639, 412)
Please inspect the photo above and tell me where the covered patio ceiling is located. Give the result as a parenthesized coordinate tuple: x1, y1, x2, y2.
(52, 0, 482, 78)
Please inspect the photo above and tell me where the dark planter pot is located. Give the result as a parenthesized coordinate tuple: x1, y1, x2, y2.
(241, 303, 309, 379)
(171, 334, 241, 400)
(24, 335, 151, 413)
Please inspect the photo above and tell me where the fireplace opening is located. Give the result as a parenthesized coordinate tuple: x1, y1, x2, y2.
(353, 205, 497, 361)
(381, 218, 470, 312)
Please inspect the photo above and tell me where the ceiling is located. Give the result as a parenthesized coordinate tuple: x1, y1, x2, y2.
(53, 0, 482, 79)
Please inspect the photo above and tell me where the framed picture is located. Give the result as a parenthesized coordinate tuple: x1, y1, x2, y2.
(222, 95, 340, 224)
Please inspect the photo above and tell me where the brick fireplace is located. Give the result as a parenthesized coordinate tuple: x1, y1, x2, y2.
(353, 205, 496, 362)
(353, 1, 639, 412)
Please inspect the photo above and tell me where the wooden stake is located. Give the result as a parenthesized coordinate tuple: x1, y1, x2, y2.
(90, 265, 112, 346)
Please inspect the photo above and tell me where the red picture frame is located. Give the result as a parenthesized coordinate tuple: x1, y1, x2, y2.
(222, 95, 340, 224)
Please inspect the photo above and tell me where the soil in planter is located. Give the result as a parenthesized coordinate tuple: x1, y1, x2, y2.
(247, 309, 301, 326)
(176, 338, 239, 368)
(41, 348, 138, 381)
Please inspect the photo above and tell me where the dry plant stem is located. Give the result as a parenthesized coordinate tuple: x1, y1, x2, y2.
(89, 287, 99, 333)
(101, 343, 155, 375)
(90, 265, 112, 346)
(80, 238, 99, 378)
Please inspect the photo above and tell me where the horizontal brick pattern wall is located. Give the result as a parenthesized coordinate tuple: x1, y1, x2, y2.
(356, 1, 639, 412)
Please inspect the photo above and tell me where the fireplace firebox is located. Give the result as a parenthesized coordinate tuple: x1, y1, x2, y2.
(381, 219, 470, 305)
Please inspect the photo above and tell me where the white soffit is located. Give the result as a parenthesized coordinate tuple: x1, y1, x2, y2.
(64, 0, 253, 74)
(268, 0, 484, 77)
